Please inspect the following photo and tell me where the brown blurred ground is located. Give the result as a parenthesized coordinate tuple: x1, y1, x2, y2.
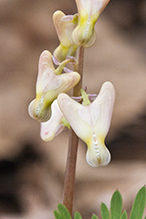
(0, 0, 146, 218)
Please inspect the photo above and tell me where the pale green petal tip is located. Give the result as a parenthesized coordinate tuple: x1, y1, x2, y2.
(86, 145, 111, 167)
(53, 45, 70, 63)
(28, 98, 51, 122)
(61, 117, 70, 129)
(54, 57, 76, 75)
(53, 43, 78, 62)
(73, 24, 96, 47)
(80, 89, 91, 105)
(72, 0, 107, 47)
(86, 135, 111, 167)
(72, 7, 98, 47)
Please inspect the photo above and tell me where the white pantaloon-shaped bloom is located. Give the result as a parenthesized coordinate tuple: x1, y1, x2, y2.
(53, 11, 78, 62)
(58, 82, 115, 167)
(73, 0, 110, 47)
(28, 50, 80, 122)
(40, 99, 70, 141)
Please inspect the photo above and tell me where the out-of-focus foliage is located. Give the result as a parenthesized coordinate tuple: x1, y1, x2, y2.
(54, 186, 146, 219)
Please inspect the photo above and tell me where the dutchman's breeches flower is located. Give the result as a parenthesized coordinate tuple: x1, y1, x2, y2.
(28, 50, 80, 122)
(73, 0, 110, 47)
(53, 10, 78, 62)
(41, 99, 70, 141)
(58, 81, 115, 167)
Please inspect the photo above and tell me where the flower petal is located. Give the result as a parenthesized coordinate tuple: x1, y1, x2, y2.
(86, 135, 111, 167)
(58, 93, 92, 143)
(53, 11, 72, 47)
(58, 81, 115, 167)
(28, 70, 80, 122)
(72, 16, 96, 48)
(40, 100, 64, 141)
(75, 0, 109, 17)
(58, 82, 115, 140)
(91, 81, 115, 138)
(73, 0, 110, 47)
(36, 50, 55, 96)
(28, 49, 80, 122)
(28, 98, 51, 122)
(53, 10, 78, 61)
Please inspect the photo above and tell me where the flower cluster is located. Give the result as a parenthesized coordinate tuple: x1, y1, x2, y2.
(53, 0, 110, 61)
(28, 0, 115, 167)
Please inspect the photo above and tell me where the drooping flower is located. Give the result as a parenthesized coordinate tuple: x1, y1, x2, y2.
(28, 50, 80, 122)
(58, 81, 115, 167)
(53, 10, 78, 62)
(72, 0, 110, 47)
(40, 99, 70, 141)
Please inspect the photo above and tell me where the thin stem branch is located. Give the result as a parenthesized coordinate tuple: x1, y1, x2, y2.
(62, 46, 84, 216)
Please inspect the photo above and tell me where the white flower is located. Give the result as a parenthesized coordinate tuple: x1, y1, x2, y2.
(58, 81, 115, 167)
(28, 50, 80, 122)
(73, 0, 110, 47)
(40, 99, 70, 141)
(53, 10, 78, 62)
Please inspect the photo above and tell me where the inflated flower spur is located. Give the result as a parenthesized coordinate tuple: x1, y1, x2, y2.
(58, 81, 115, 167)
(28, 50, 80, 122)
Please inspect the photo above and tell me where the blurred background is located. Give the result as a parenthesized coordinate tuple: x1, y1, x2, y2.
(0, 0, 146, 218)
